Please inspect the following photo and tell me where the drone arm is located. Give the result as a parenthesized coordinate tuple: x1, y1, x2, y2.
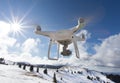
(35, 31, 51, 37)
(72, 18, 85, 33)
(34, 25, 52, 37)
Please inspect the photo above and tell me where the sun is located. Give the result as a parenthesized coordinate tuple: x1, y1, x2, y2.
(1, 6, 33, 37)
(11, 22, 21, 32)
(8, 14, 29, 37)
(10, 20, 24, 37)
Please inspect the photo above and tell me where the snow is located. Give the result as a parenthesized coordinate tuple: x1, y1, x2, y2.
(81, 65, 120, 74)
(0, 64, 51, 83)
(0, 63, 114, 83)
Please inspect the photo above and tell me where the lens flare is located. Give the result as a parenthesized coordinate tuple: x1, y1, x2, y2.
(10, 19, 24, 37)
(1, 5, 33, 38)
(11, 23, 21, 32)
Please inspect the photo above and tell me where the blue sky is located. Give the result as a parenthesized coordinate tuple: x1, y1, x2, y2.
(0, 0, 120, 66)
(0, 0, 120, 37)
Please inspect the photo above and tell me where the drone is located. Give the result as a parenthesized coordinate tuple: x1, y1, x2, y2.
(35, 18, 86, 60)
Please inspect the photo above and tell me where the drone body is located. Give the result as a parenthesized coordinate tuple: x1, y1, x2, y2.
(35, 18, 85, 60)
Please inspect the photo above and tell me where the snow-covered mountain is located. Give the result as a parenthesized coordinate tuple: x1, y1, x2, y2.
(0, 60, 116, 83)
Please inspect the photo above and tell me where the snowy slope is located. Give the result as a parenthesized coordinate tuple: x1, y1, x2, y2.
(0, 64, 51, 83)
(0, 63, 114, 83)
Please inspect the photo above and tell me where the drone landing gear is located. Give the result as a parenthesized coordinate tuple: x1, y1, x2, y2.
(48, 36, 80, 60)
(48, 39, 59, 60)
(72, 35, 80, 58)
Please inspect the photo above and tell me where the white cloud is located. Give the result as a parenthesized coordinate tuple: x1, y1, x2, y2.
(0, 21, 17, 57)
(0, 21, 10, 37)
(0, 21, 45, 64)
(0, 37, 44, 64)
(21, 38, 40, 54)
(0, 37, 17, 47)
(0, 36, 17, 56)
(92, 33, 120, 67)
(15, 43, 21, 48)
(56, 32, 120, 68)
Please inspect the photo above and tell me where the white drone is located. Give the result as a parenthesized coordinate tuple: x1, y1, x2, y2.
(35, 18, 85, 60)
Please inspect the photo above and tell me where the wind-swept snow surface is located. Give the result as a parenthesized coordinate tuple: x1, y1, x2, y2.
(0, 64, 114, 83)
(0, 64, 51, 83)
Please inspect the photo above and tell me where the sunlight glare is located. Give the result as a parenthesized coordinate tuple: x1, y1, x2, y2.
(11, 22, 21, 32)
(9, 18, 26, 37)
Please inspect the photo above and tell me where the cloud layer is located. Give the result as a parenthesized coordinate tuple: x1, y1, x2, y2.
(92, 33, 120, 67)
(21, 38, 40, 54)
(0, 22, 120, 67)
